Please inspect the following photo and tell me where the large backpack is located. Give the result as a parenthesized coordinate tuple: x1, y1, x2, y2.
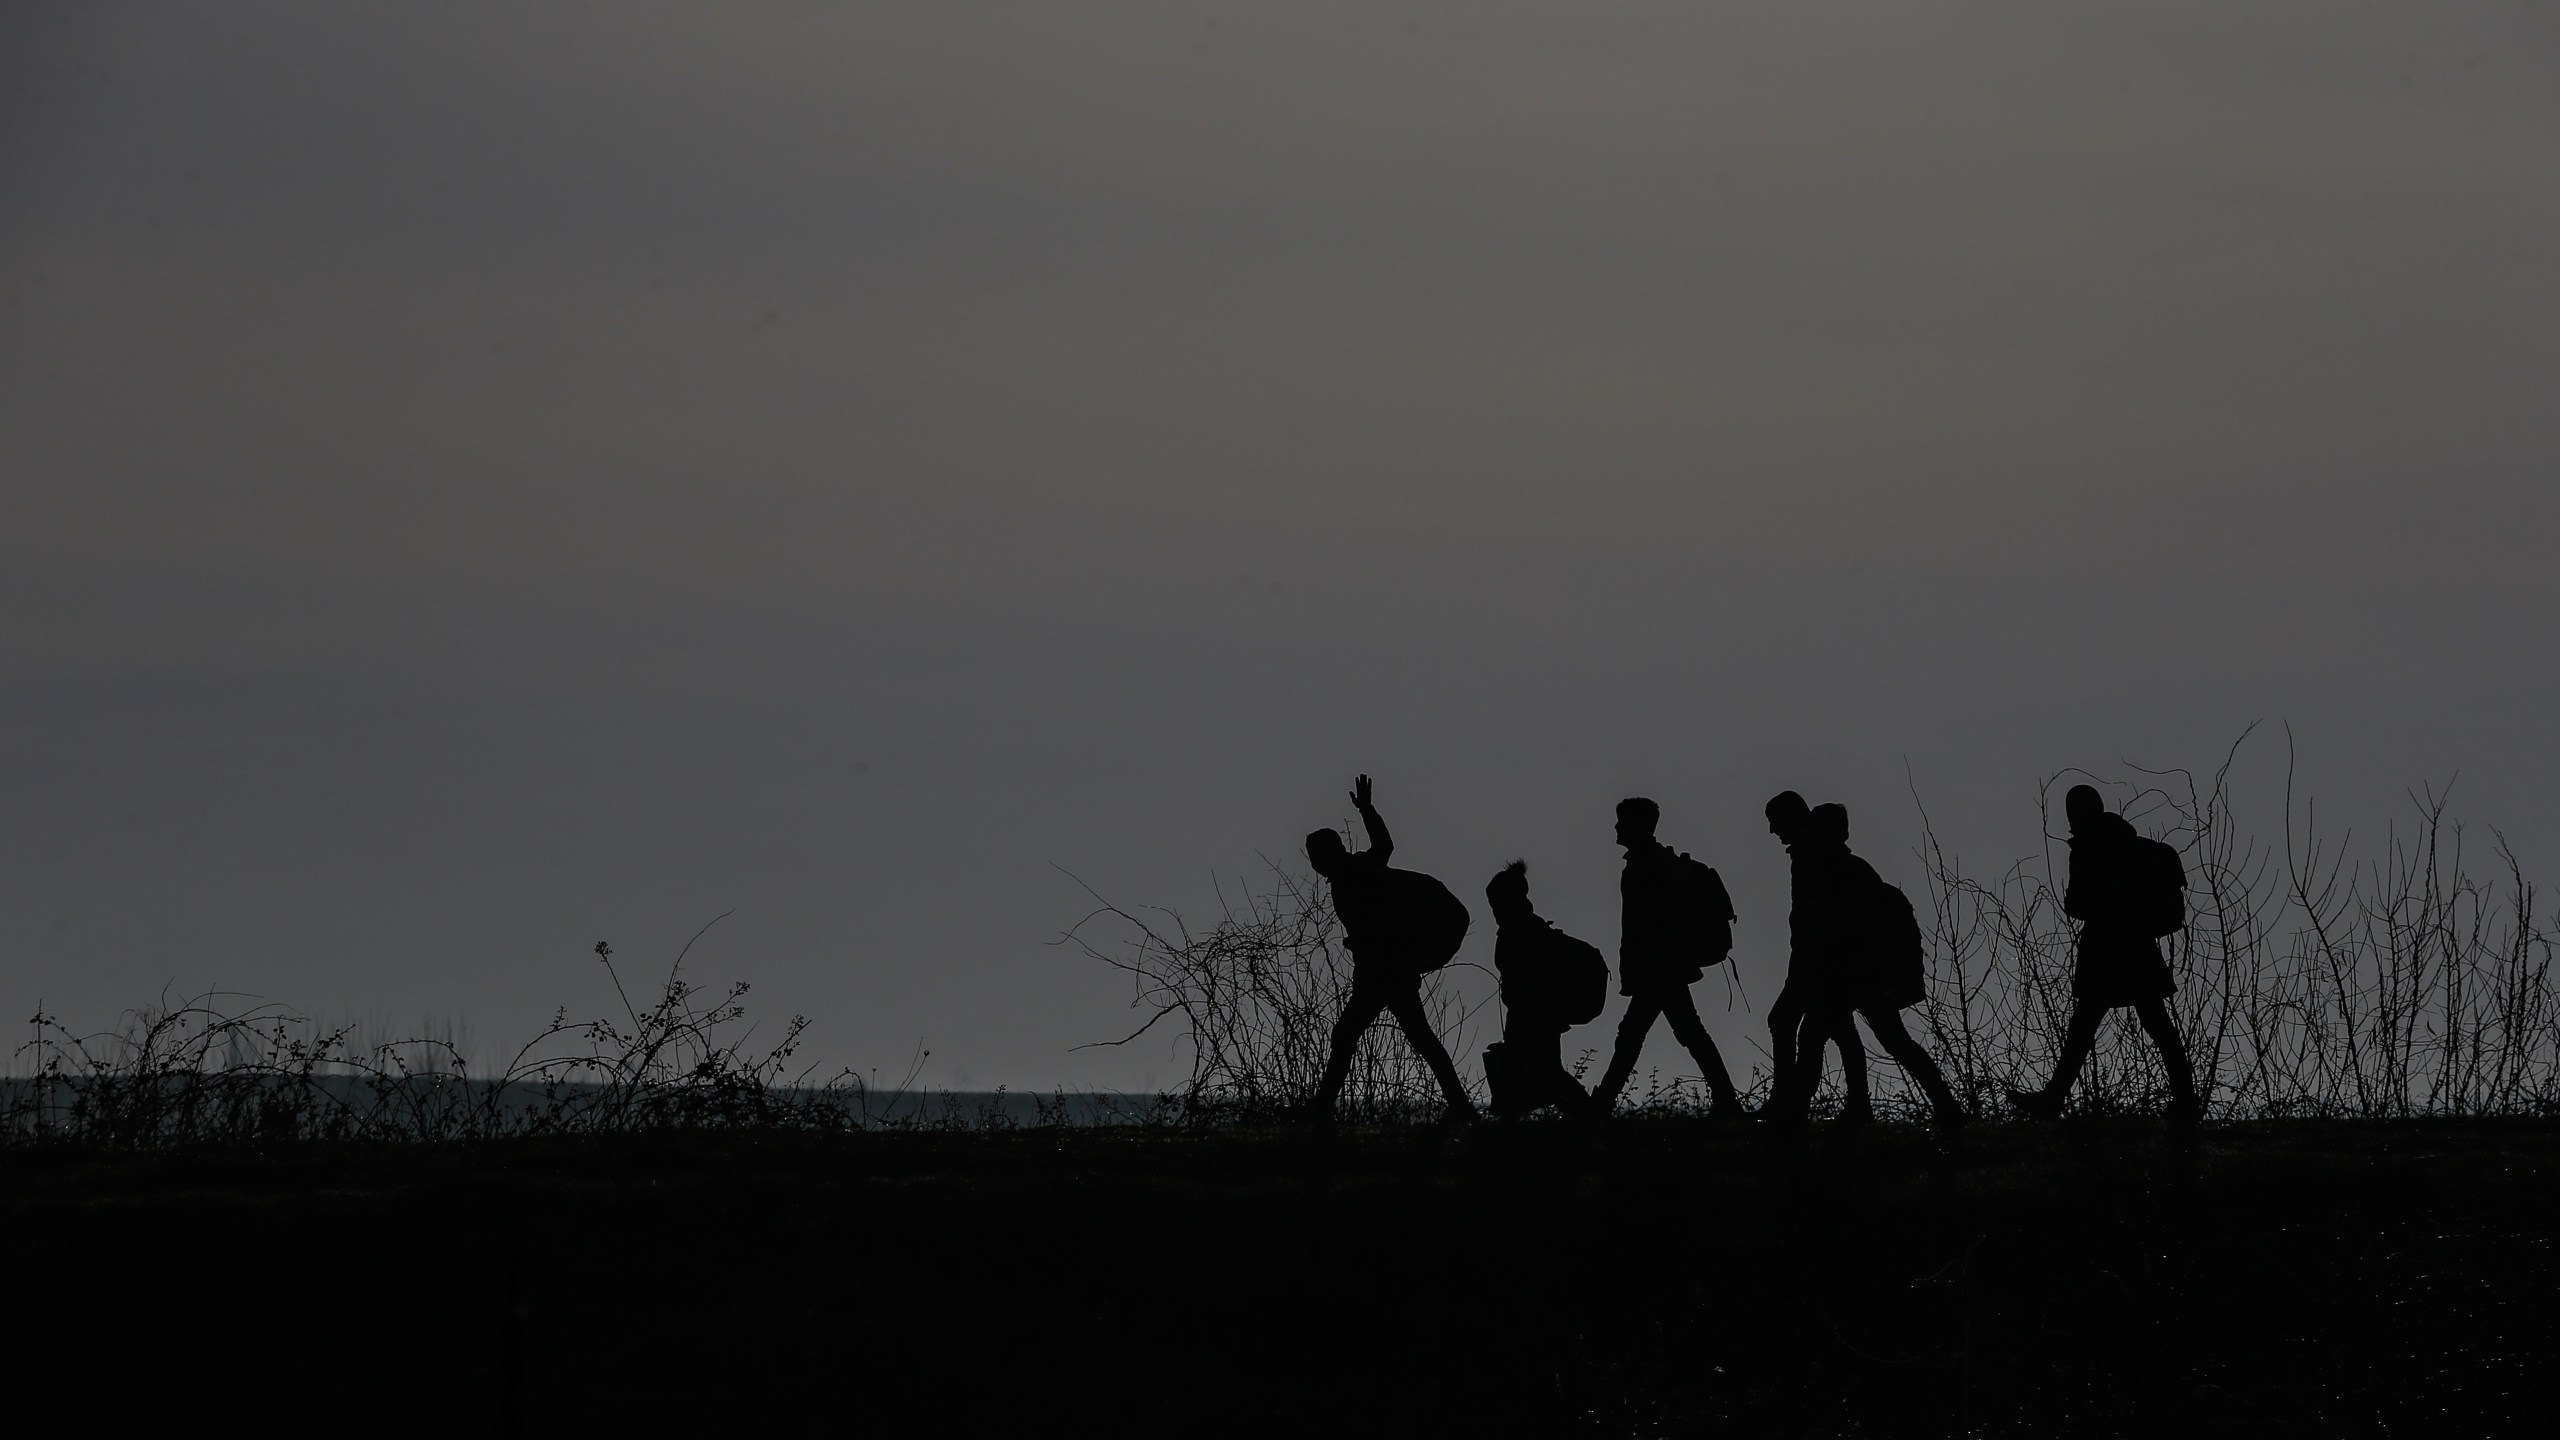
(1862, 877, 1928, 1010)
(1377, 868, 1472, 975)
(1668, 852, 1737, 965)
(1552, 928, 1610, 1026)
(2135, 836, 2189, 940)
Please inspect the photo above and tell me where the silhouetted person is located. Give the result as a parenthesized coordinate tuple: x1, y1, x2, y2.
(2008, 785, 2200, 1122)
(1483, 860, 1605, 1120)
(1592, 798, 1746, 1116)
(1758, 790, 1870, 1120)
(1779, 802, 1965, 1128)
(1306, 774, 1476, 1122)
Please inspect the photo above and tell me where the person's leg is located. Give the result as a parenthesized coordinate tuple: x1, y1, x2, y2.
(1861, 1006, 1964, 1125)
(2009, 999, 2106, 1119)
(2132, 995, 2200, 1119)
(1593, 997, 1663, 1112)
(1830, 1010, 1874, 1123)
(1770, 1005, 1833, 1123)
(1759, 980, 1806, 1116)
(1523, 1028, 1587, 1116)
(1659, 986, 1743, 1113)
(1313, 988, 1391, 1116)
(1487, 1013, 1530, 1120)
(1385, 986, 1474, 1115)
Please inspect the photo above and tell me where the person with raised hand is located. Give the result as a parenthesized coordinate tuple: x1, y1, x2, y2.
(1304, 774, 1476, 1123)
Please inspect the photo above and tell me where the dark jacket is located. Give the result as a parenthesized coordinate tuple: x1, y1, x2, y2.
(1326, 800, 1397, 954)
(2065, 811, 2173, 1005)
(1329, 801, 1469, 983)
(1787, 836, 1887, 1008)
(1619, 839, 1707, 995)
(1493, 905, 1602, 1034)
(2064, 812, 2147, 934)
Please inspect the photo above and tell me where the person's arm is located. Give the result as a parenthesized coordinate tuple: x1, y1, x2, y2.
(2062, 844, 2091, 922)
(1619, 859, 1643, 963)
(1350, 773, 1392, 864)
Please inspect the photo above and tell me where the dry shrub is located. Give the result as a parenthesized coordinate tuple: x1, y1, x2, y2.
(1056, 863, 1488, 1123)
(1905, 725, 2560, 1120)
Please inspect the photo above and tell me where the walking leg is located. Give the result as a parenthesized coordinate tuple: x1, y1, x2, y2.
(1312, 989, 1390, 1119)
(1592, 998, 1662, 1112)
(1526, 1029, 1588, 1116)
(1661, 987, 1744, 1115)
(2009, 999, 2105, 1119)
(1863, 1006, 1965, 1126)
(1773, 1007, 1832, 1123)
(2133, 996, 2200, 1119)
(1759, 981, 1805, 1116)
(1831, 1010, 1874, 1123)
(1386, 987, 1475, 1116)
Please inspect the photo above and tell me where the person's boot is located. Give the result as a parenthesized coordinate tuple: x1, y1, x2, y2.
(2005, 1084, 2062, 1121)
(1924, 1079, 1969, 1130)
(1590, 1052, 1635, 1117)
(2165, 1084, 2202, 1126)
(1757, 1072, 1810, 1128)
(1755, 1051, 1801, 1120)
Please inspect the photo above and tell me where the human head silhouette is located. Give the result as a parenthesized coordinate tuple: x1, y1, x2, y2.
(1615, 797, 1660, 849)
(2064, 784, 2106, 835)
(1486, 858, 1531, 917)
(1305, 827, 1348, 878)
(1811, 802, 1850, 846)
(1765, 790, 1810, 843)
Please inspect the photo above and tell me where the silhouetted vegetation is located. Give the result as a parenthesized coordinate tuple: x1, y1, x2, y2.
(1907, 728, 2559, 1122)
(1071, 731, 2558, 1126)
(1, 916, 1168, 1146)
(6, 741, 2556, 1433)
(10, 732, 2553, 1148)
(1057, 864, 1486, 1124)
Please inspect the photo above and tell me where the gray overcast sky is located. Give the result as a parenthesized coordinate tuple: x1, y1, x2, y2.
(5, 2, 2555, 1089)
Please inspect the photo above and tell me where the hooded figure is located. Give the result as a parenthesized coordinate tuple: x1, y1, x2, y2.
(1481, 860, 1601, 1120)
(2008, 785, 2199, 1122)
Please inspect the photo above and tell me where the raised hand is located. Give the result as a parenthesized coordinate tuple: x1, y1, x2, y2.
(1350, 774, 1374, 809)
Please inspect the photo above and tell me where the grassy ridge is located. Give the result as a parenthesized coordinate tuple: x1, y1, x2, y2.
(6, 1118, 2550, 1434)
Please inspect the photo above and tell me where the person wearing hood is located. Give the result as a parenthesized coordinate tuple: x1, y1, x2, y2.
(1482, 860, 1602, 1120)
(2007, 784, 2201, 1122)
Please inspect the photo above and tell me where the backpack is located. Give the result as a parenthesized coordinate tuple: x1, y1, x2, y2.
(1378, 868, 1471, 974)
(2135, 836, 2188, 940)
(1862, 877, 1928, 1010)
(1668, 851, 1737, 965)
(1553, 928, 1610, 1026)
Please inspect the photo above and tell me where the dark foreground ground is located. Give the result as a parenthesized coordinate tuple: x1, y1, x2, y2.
(3, 1118, 2552, 1436)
